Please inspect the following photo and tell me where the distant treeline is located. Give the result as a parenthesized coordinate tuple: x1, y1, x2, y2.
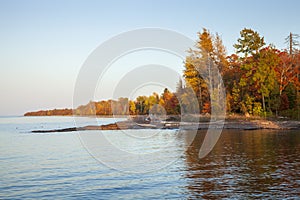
(24, 88, 182, 116)
(24, 108, 73, 116)
(25, 28, 300, 119)
(73, 88, 183, 116)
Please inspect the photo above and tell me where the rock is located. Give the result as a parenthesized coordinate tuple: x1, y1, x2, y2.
(31, 118, 300, 133)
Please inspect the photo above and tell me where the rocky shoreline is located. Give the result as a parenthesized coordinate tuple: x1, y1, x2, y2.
(31, 118, 300, 133)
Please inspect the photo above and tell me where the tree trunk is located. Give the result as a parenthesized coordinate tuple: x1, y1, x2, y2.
(199, 86, 203, 114)
(262, 95, 266, 118)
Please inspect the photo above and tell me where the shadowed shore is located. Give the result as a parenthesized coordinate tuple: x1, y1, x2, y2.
(31, 117, 300, 133)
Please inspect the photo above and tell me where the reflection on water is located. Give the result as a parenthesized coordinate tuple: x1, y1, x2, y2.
(184, 130, 300, 199)
(0, 117, 299, 199)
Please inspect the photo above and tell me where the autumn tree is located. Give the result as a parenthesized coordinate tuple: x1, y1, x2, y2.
(129, 100, 136, 115)
(183, 28, 227, 113)
(111, 97, 129, 115)
(234, 28, 265, 58)
(275, 51, 299, 97)
(223, 54, 243, 113)
(233, 28, 267, 115)
(136, 96, 148, 115)
(253, 46, 280, 114)
(277, 44, 300, 118)
(184, 55, 208, 112)
(213, 33, 229, 73)
(159, 88, 179, 115)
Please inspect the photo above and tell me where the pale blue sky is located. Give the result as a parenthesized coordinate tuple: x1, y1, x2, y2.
(0, 0, 299, 115)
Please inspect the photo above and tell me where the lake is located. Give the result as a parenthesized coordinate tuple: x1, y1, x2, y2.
(0, 116, 299, 199)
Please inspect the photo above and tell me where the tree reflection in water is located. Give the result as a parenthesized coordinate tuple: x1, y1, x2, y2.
(183, 130, 300, 199)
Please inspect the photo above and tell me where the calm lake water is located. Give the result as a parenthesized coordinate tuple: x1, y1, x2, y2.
(0, 116, 299, 199)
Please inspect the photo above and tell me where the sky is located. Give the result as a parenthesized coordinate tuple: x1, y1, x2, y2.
(0, 0, 300, 115)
